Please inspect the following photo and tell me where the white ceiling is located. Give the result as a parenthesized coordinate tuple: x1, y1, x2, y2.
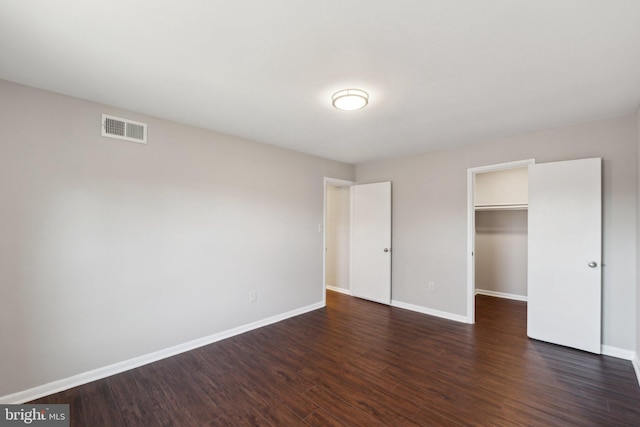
(1, 1, 639, 164)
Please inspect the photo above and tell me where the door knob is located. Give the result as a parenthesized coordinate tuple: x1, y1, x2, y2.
(588, 261, 597, 268)
(383, 248, 390, 253)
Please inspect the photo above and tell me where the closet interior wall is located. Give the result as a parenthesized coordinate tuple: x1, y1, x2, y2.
(475, 167, 529, 299)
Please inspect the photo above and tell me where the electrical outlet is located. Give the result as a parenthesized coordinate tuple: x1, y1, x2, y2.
(250, 290, 257, 302)
(428, 282, 435, 292)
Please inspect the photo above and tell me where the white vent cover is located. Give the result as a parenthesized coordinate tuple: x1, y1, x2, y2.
(101, 114, 147, 144)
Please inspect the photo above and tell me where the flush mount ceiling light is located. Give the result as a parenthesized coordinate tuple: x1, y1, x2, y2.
(331, 89, 369, 111)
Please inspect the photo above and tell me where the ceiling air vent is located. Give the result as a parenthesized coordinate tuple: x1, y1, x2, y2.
(101, 114, 147, 144)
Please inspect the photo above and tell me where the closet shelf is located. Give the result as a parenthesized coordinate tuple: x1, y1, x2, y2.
(475, 203, 528, 211)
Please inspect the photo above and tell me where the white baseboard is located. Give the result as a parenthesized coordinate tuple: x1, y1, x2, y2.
(326, 285, 351, 295)
(0, 301, 324, 404)
(633, 353, 640, 387)
(600, 345, 635, 360)
(391, 300, 471, 324)
(475, 289, 528, 302)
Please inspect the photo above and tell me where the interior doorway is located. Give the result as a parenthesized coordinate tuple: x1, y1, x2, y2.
(474, 167, 529, 301)
(323, 177, 354, 306)
(466, 159, 534, 323)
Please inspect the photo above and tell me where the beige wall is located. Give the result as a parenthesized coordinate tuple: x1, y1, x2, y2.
(357, 115, 637, 351)
(474, 167, 528, 207)
(0, 80, 355, 398)
(325, 186, 350, 290)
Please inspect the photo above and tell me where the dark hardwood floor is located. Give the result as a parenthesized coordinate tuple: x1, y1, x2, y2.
(31, 292, 640, 426)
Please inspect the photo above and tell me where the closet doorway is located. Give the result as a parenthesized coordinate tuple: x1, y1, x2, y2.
(467, 158, 602, 353)
(466, 159, 534, 323)
(475, 167, 529, 301)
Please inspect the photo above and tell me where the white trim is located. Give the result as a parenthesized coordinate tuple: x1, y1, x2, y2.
(474, 203, 528, 211)
(600, 345, 635, 360)
(475, 289, 528, 302)
(466, 159, 535, 325)
(391, 300, 472, 324)
(467, 168, 475, 324)
(349, 185, 355, 300)
(0, 301, 324, 404)
(326, 285, 351, 295)
(324, 177, 355, 187)
(468, 160, 535, 175)
(633, 353, 640, 387)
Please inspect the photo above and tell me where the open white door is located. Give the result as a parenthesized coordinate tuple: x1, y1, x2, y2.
(527, 158, 602, 353)
(350, 182, 391, 304)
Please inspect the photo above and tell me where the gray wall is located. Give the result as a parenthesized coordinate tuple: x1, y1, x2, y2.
(0, 80, 355, 397)
(356, 115, 637, 351)
(475, 210, 527, 297)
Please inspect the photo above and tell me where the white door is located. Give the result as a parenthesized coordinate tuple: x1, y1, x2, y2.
(350, 182, 391, 304)
(527, 158, 602, 353)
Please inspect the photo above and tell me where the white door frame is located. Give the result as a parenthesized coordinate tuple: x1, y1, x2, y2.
(323, 177, 356, 306)
(466, 159, 535, 323)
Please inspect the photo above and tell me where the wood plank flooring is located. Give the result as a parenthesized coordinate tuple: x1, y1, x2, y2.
(31, 292, 640, 426)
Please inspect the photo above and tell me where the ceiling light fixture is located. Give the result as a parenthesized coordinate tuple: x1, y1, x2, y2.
(331, 89, 369, 111)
